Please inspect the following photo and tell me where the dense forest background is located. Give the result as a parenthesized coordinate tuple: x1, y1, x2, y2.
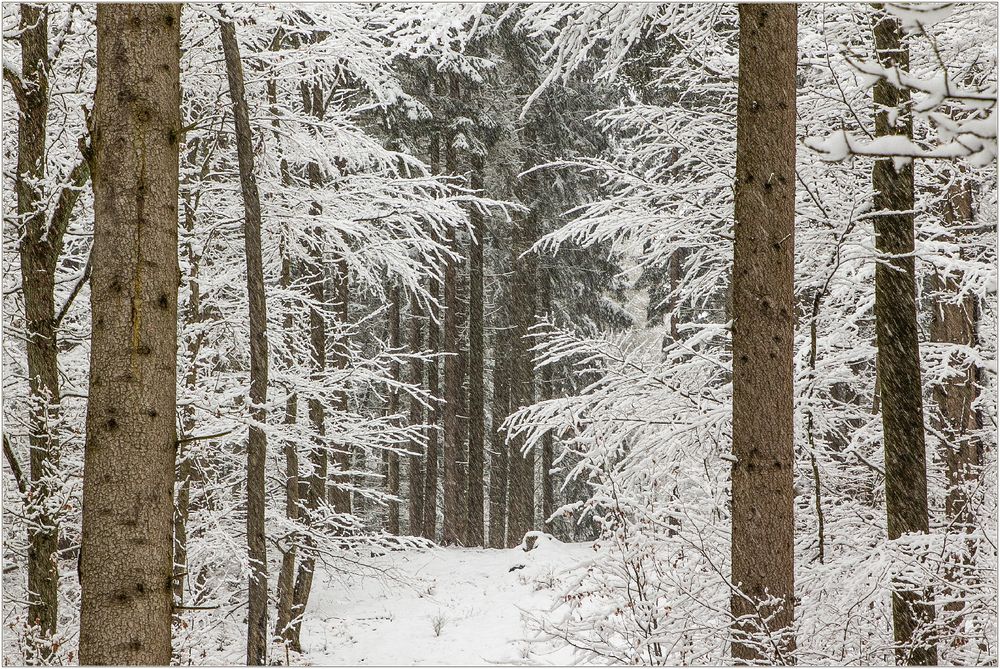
(1, 3, 997, 666)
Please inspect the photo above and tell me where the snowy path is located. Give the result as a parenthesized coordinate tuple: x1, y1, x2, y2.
(298, 537, 590, 666)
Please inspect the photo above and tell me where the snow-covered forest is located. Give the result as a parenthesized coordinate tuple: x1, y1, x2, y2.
(2, 2, 997, 666)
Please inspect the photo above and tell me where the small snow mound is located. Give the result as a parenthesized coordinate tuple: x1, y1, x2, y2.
(518, 530, 559, 553)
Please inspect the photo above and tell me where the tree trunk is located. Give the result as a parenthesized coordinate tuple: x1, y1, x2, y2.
(540, 270, 555, 536)
(79, 5, 181, 664)
(466, 155, 486, 547)
(422, 122, 442, 542)
(269, 47, 302, 645)
(219, 17, 269, 665)
(174, 164, 206, 612)
(387, 283, 402, 534)
(929, 173, 983, 648)
(870, 9, 937, 665)
(274, 244, 301, 644)
(408, 294, 425, 535)
(506, 210, 537, 548)
(13, 4, 61, 652)
(488, 334, 510, 549)
(730, 4, 797, 662)
(329, 256, 353, 516)
(442, 73, 464, 546)
(288, 80, 330, 652)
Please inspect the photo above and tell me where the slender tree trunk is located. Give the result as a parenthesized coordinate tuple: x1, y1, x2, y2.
(408, 294, 425, 535)
(466, 156, 486, 547)
(288, 80, 331, 652)
(274, 244, 300, 643)
(488, 334, 510, 549)
(79, 5, 181, 664)
(329, 257, 353, 516)
(506, 210, 537, 548)
(422, 120, 442, 542)
(288, 228, 327, 652)
(219, 17, 269, 664)
(931, 174, 982, 647)
(387, 283, 402, 534)
(870, 9, 937, 665)
(268, 45, 302, 645)
(540, 269, 555, 535)
(174, 171, 204, 611)
(730, 4, 797, 662)
(442, 74, 463, 546)
(12, 5, 61, 651)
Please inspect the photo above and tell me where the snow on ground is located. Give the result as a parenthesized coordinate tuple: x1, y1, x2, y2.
(298, 534, 592, 666)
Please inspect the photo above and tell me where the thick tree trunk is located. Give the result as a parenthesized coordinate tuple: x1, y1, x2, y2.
(219, 17, 270, 664)
(466, 156, 486, 547)
(79, 5, 181, 664)
(506, 211, 537, 548)
(387, 283, 402, 534)
(870, 9, 937, 665)
(930, 175, 981, 646)
(408, 294, 425, 535)
(13, 5, 61, 651)
(488, 334, 510, 549)
(730, 4, 797, 662)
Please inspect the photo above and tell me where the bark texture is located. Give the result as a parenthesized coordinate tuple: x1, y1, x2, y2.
(466, 156, 486, 546)
(79, 5, 181, 664)
(930, 174, 983, 646)
(730, 4, 797, 661)
(488, 340, 510, 549)
(219, 18, 270, 664)
(871, 9, 937, 665)
(12, 5, 60, 650)
(506, 211, 537, 548)
(408, 295, 425, 535)
(274, 244, 300, 643)
(387, 283, 402, 535)
(442, 82, 463, 545)
(422, 126, 442, 541)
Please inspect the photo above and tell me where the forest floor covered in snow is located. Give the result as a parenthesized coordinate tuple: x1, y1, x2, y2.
(295, 535, 591, 666)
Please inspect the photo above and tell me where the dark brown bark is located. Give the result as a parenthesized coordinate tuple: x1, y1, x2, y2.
(466, 156, 486, 546)
(506, 210, 537, 548)
(219, 17, 269, 664)
(730, 4, 797, 662)
(13, 5, 61, 651)
(407, 294, 425, 535)
(422, 122, 442, 542)
(870, 9, 937, 665)
(442, 73, 464, 545)
(387, 283, 402, 534)
(80, 5, 181, 664)
(488, 330, 510, 549)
